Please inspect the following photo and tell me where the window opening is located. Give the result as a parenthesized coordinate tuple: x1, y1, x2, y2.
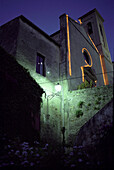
(83, 50, 90, 65)
(87, 22, 93, 35)
(36, 54, 45, 76)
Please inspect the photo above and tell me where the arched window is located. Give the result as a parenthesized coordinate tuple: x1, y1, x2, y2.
(83, 50, 90, 65)
(87, 22, 93, 35)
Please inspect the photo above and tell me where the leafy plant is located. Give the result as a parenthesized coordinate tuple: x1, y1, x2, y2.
(75, 110, 83, 118)
(94, 106, 100, 110)
(87, 103, 91, 107)
(78, 101, 84, 108)
(90, 80, 93, 88)
(77, 80, 94, 90)
(97, 97, 101, 101)
(95, 100, 100, 105)
(84, 80, 90, 88)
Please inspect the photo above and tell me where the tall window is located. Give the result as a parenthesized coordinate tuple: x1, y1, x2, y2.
(99, 24, 105, 46)
(36, 54, 45, 76)
(83, 50, 90, 65)
(87, 22, 93, 35)
(99, 24, 103, 37)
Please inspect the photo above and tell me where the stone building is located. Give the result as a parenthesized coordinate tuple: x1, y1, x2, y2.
(0, 8, 113, 92)
(0, 8, 113, 145)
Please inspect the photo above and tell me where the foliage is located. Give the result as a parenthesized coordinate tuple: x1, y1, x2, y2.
(94, 106, 100, 110)
(95, 100, 101, 105)
(95, 96, 102, 105)
(87, 103, 91, 107)
(75, 110, 83, 118)
(84, 80, 90, 88)
(97, 97, 101, 101)
(78, 101, 84, 108)
(77, 80, 94, 90)
(0, 46, 43, 139)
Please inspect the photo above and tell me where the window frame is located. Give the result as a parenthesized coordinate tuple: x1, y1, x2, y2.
(87, 22, 93, 35)
(36, 53, 45, 76)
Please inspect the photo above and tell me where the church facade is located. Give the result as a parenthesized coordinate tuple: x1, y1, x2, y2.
(0, 9, 113, 145)
(0, 8, 113, 93)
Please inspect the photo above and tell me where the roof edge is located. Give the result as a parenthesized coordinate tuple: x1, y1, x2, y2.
(78, 8, 104, 22)
(19, 15, 60, 47)
(50, 30, 60, 37)
(0, 15, 60, 47)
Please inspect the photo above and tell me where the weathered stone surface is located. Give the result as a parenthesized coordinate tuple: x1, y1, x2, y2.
(75, 99, 113, 147)
(41, 84, 113, 146)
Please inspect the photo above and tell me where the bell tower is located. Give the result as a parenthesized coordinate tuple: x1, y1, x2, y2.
(78, 8, 113, 85)
(78, 8, 111, 61)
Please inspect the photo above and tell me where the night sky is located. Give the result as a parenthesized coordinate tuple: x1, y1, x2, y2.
(0, 0, 114, 61)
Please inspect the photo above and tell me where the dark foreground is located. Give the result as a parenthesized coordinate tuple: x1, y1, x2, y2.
(0, 127, 113, 170)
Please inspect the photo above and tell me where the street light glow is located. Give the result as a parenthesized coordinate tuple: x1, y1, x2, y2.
(55, 83, 61, 92)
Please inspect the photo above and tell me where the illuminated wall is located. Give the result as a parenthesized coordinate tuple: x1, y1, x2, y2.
(0, 11, 113, 146)
(78, 8, 113, 86)
(0, 16, 60, 95)
(59, 14, 104, 90)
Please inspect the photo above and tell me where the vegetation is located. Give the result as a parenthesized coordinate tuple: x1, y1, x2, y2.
(87, 103, 91, 107)
(95, 100, 101, 105)
(77, 80, 94, 90)
(78, 101, 84, 108)
(1, 124, 113, 169)
(94, 106, 100, 110)
(75, 110, 83, 118)
(0, 46, 44, 140)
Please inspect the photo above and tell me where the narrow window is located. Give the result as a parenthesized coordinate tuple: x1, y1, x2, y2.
(87, 22, 93, 35)
(36, 54, 45, 76)
(99, 24, 103, 37)
(83, 50, 90, 65)
(99, 24, 105, 46)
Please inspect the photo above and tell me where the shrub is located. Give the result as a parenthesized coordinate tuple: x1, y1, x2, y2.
(78, 101, 84, 108)
(97, 96, 101, 101)
(84, 80, 90, 88)
(77, 80, 94, 90)
(90, 80, 93, 88)
(87, 103, 91, 106)
(75, 110, 83, 118)
(94, 106, 100, 110)
(95, 100, 100, 105)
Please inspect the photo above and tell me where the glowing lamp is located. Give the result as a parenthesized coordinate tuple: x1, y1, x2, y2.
(55, 83, 61, 92)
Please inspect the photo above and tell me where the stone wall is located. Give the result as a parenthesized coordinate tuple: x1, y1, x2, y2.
(0, 18, 19, 56)
(64, 85, 113, 146)
(0, 16, 61, 97)
(40, 84, 113, 146)
(75, 99, 113, 147)
(16, 17, 60, 83)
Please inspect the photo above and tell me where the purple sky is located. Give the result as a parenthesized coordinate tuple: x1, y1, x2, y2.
(0, 0, 114, 61)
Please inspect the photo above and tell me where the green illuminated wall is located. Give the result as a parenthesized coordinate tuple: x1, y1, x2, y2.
(40, 84, 113, 146)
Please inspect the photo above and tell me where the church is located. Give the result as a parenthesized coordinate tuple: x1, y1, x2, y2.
(0, 8, 113, 93)
(0, 8, 113, 145)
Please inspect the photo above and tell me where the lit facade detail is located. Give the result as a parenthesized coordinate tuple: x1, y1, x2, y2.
(66, 15, 72, 76)
(88, 34, 109, 85)
(55, 83, 61, 92)
(95, 80, 97, 87)
(88, 34, 99, 54)
(99, 55, 109, 85)
(78, 19, 82, 24)
(81, 48, 93, 82)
